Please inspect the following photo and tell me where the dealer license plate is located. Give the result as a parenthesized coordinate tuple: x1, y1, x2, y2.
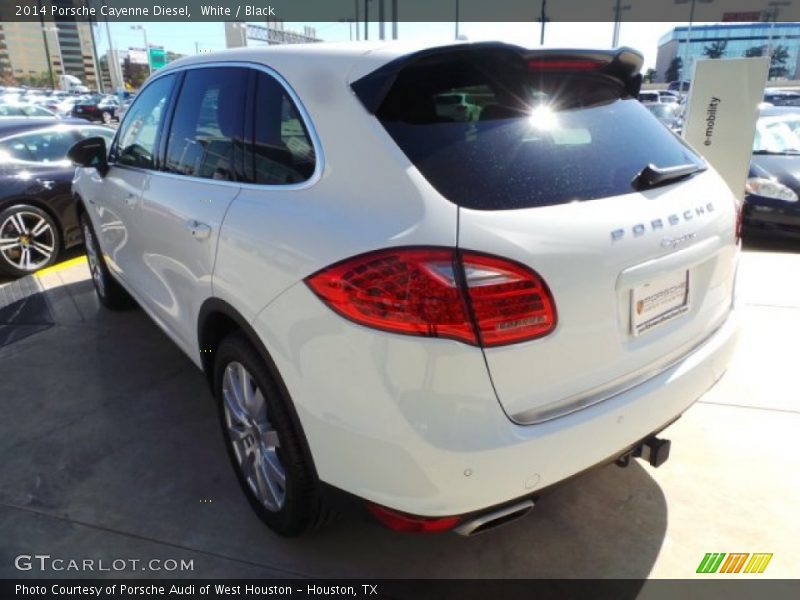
(630, 270, 690, 336)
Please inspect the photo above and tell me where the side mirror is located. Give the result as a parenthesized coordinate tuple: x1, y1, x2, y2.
(67, 137, 109, 176)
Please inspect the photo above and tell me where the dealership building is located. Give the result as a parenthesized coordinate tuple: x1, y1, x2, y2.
(655, 22, 800, 83)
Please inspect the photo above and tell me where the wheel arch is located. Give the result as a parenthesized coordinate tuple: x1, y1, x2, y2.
(197, 297, 321, 480)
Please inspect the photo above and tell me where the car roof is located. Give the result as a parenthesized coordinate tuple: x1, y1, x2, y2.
(0, 118, 97, 136)
(157, 40, 642, 85)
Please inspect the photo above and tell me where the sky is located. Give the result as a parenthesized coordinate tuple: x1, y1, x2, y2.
(96, 21, 687, 71)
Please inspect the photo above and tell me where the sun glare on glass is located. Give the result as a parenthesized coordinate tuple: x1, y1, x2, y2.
(528, 105, 558, 130)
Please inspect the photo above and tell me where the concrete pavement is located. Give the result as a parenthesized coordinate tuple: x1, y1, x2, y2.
(0, 237, 798, 579)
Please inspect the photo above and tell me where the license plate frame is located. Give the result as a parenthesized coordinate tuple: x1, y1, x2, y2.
(630, 270, 690, 337)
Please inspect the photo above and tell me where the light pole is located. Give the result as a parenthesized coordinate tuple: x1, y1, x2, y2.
(611, 0, 631, 47)
(455, 0, 460, 40)
(338, 18, 355, 41)
(42, 25, 63, 85)
(674, 0, 713, 89)
(539, 0, 548, 45)
(131, 25, 150, 76)
(766, 1, 792, 57)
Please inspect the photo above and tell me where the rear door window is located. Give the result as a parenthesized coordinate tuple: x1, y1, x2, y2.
(373, 51, 703, 210)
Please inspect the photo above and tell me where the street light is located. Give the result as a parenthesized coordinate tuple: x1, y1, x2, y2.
(130, 25, 150, 76)
(538, 0, 549, 45)
(766, 1, 792, 57)
(611, 0, 631, 47)
(674, 0, 714, 90)
(338, 18, 355, 41)
(42, 26, 63, 84)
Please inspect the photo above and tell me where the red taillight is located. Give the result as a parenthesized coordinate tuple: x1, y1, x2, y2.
(461, 251, 557, 346)
(305, 247, 556, 347)
(528, 58, 606, 71)
(366, 503, 460, 533)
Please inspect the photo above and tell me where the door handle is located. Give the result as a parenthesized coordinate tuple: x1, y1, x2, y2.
(186, 219, 212, 241)
(123, 192, 138, 206)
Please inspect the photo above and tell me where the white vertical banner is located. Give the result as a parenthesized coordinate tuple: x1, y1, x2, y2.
(682, 57, 769, 203)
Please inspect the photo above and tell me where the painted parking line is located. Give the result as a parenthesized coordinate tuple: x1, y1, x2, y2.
(35, 256, 88, 278)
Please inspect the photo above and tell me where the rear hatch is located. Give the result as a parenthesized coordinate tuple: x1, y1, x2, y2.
(354, 43, 739, 424)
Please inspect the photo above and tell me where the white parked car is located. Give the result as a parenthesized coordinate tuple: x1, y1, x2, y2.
(69, 42, 740, 537)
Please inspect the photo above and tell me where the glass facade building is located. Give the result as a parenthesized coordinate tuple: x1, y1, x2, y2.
(655, 23, 800, 83)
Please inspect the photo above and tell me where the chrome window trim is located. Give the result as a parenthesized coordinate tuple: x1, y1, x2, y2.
(118, 60, 324, 192)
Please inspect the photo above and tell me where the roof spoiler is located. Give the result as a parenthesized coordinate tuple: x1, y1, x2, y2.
(351, 43, 644, 114)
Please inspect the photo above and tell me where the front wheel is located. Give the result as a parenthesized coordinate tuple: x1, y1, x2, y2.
(214, 332, 330, 536)
(80, 212, 134, 309)
(0, 204, 60, 277)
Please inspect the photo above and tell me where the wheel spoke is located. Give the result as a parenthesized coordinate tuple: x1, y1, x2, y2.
(19, 247, 32, 270)
(237, 363, 256, 415)
(0, 238, 20, 251)
(255, 452, 280, 509)
(263, 449, 286, 489)
(222, 368, 250, 427)
(30, 218, 50, 237)
(9, 212, 27, 234)
(31, 241, 53, 257)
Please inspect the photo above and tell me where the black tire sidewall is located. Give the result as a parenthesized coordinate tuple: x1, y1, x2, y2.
(214, 332, 319, 537)
(0, 204, 60, 277)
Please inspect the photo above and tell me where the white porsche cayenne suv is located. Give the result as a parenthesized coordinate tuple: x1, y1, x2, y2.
(69, 42, 740, 537)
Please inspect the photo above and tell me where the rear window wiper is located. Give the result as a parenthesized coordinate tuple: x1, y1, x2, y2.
(632, 163, 706, 191)
(753, 149, 800, 155)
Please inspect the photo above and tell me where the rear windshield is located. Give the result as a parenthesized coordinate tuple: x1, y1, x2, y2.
(375, 51, 703, 210)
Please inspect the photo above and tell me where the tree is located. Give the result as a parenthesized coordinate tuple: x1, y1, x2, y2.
(769, 45, 791, 79)
(643, 68, 657, 84)
(703, 40, 728, 59)
(665, 57, 683, 83)
(744, 46, 764, 58)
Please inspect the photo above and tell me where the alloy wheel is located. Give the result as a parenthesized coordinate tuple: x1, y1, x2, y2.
(0, 210, 56, 272)
(221, 361, 286, 511)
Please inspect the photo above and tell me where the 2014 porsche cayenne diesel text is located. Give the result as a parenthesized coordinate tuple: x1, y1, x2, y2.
(69, 42, 740, 537)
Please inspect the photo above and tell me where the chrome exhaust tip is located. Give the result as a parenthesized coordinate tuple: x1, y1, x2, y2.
(453, 499, 535, 537)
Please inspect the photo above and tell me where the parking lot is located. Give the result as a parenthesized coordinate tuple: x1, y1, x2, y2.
(1, 237, 799, 579)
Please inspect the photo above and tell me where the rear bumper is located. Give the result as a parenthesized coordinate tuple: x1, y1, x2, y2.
(255, 283, 739, 517)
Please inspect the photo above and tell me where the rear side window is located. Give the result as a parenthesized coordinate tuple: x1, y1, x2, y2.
(113, 74, 175, 169)
(245, 71, 316, 185)
(0, 129, 78, 163)
(373, 52, 703, 210)
(164, 67, 248, 181)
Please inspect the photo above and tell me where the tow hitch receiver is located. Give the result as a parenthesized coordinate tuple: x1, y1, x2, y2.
(616, 436, 671, 468)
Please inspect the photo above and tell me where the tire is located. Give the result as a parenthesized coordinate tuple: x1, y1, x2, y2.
(80, 212, 134, 309)
(214, 332, 329, 536)
(0, 204, 60, 277)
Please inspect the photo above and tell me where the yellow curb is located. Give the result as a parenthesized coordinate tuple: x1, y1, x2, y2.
(35, 255, 88, 277)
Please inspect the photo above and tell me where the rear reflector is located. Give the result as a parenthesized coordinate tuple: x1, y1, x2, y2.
(366, 503, 460, 533)
(305, 247, 556, 347)
(528, 58, 606, 71)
